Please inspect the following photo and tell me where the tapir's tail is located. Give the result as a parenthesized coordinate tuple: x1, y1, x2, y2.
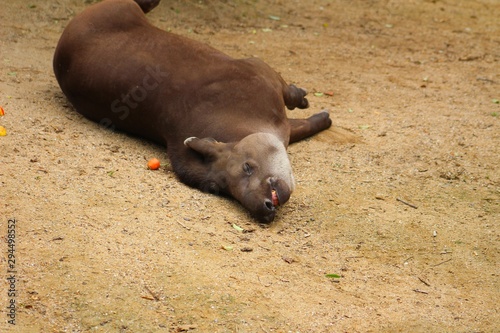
(134, 0, 160, 13)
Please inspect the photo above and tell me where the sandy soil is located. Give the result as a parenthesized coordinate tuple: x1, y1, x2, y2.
(1, 0, 499, 332)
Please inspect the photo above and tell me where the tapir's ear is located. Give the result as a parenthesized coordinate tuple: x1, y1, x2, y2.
(184, 137, 223, 160)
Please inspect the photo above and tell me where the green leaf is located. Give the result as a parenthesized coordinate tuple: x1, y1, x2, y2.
(232, 223, 244, 232)
(325, 274, 341, 279)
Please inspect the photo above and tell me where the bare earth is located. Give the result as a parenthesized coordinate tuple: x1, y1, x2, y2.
(1, 0, 499, 332)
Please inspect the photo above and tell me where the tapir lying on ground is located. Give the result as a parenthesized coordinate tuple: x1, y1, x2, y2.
(53, 0, 332, 222)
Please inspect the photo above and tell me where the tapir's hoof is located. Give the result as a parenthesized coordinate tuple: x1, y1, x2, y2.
(310, 110, 332, 131)
(135, 0, 160, 13)
(285, 84, 309, 110)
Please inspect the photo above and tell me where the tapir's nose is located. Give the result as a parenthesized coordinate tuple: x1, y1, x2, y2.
(256, 178, 292, 223)
(264, 199, 275, 211)
(260, 200, 277, 223)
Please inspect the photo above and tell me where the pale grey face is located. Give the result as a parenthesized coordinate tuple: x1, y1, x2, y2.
(227, 133, 295, 221)
(184, 133, 295, 222)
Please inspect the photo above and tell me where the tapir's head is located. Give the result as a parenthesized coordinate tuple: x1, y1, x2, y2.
(184, 133, 295, 223)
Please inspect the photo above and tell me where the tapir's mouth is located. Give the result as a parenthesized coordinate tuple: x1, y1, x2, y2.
(271, 189, 280, 207)
(246, 179, 292, 223)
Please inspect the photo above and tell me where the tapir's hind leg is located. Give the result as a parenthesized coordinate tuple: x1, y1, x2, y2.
(288, 110, 332, 144)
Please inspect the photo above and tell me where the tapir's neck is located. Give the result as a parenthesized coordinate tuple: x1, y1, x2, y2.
(167, 141, 234, 194)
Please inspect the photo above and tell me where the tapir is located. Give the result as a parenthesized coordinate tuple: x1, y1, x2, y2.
(53, 0, 332, 222)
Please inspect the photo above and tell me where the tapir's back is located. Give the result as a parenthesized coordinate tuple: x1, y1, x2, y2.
(53, 0, 235, 143)
(53, 0, 291, 145)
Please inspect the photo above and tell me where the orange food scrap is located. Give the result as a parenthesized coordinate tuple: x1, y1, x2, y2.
(0, 106, 4, 116)
(147, 158, 160, 170)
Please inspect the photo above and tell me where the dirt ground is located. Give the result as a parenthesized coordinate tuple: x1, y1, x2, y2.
(1, 0, 499, 332)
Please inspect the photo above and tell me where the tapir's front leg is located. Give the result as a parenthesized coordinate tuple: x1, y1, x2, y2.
(288, 110, 332, 144)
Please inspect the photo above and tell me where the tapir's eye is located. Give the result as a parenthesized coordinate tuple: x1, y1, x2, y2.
(243, 162, 253, 175)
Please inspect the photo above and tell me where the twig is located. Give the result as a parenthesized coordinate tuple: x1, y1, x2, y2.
(176, 220, 191, 230)
(144, 285, 160, 301)
(396, 198, 418, 209)
(432, 258, 452, 267)
(413, 289, 429, 294)
(418, 276, 431, 287)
